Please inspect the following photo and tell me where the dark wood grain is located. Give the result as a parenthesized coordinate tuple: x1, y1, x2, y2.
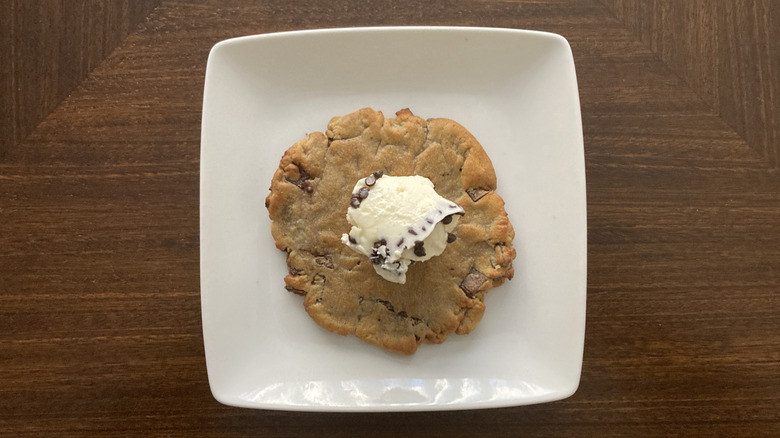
(601, 0, 780, 167)
(718, 0, 780, 168)
(1, 0, 779, 436)
(0, 0, 162, 157)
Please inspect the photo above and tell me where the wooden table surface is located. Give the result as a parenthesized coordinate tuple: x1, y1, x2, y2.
(2, 1, 779, 436)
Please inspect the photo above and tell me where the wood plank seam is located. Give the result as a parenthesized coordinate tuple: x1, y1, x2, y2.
(0, 0, 164, 160)
(597, 0, 779, 169)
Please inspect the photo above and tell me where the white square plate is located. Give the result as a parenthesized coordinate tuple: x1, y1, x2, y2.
(200, 27, 586, 412)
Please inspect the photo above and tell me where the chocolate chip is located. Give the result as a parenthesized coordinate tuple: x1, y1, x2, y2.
(466, 188, 491, 202)
(459, 268, 488, 298)
(302, 180, 313, 194)
(368, 248, 386, 265)
(350, 196, 361, 208)
(365, 174, 376, 186)
(314, 255, 334, 269)
(442, 214, 453, 225)
(373, 170, 384, 179)
(348, 235, 357, 244)
(358, 187, 369, 199)
(373, 238, 387, 248)
(426, 218, 434, 224)
(447, 233, 457, 243)
(408, 228, 417, 235)
(413, 241, 426, 257)
(396, 237, 404, 247)
(377, 299, 395, 312)
(285, 163, 313, 192)
(421, 225, 426, 232)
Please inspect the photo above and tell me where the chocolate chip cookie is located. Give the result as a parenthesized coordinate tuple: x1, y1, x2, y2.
(265, 108, 516, 355)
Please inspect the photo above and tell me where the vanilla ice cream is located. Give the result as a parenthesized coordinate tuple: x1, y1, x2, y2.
(341, 172, 465, 284)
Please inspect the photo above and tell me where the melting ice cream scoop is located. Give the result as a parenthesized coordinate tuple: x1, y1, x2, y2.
(341, 172, 465, 284)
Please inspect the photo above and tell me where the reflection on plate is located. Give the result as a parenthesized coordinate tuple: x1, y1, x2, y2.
(200, 26, 586, 412)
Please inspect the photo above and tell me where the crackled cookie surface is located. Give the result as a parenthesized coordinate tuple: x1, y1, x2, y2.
(265, 108, 516, 355)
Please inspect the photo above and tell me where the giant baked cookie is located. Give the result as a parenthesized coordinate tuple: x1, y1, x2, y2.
(265, 108, 516, 355)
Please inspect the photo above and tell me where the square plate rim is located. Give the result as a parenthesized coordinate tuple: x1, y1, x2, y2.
(200, 25, 586, 412)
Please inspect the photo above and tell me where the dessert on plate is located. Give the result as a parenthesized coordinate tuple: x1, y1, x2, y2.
(265, 108, 515, 355)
